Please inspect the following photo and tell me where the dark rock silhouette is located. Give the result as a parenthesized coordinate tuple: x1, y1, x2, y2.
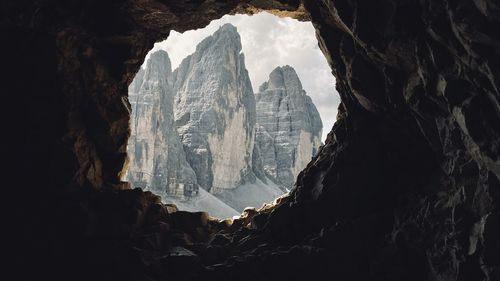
(5, 1, 499, 281)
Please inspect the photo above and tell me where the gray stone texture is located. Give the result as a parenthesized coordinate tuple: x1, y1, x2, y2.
(173, 23, 257, 193)
(126, 50, 199, 198)
(255, 66, 323, 188)
(126, 24, 322, 199)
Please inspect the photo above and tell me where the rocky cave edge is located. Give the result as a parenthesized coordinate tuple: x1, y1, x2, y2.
(5, 0, 499, 280)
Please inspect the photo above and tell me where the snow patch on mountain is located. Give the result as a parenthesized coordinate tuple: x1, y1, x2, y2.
(162, 188, 239, 219)
(215, 178, 286, 212)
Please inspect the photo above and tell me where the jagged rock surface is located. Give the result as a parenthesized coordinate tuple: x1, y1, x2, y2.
(255, 66, 322, 188)
(7, 1, 500, 281)
(124, 26, 322, 214)
(126, 51, 199, 198)
(173, 24, 257, 194)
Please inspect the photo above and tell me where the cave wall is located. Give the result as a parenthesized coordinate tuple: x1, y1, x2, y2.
(4, 0, 306, 194)
(4, 0, 305, 279)
(4, 0, 499, 280)
(277, 0, 500, 279)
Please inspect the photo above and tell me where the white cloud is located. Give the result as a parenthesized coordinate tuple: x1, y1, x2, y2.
(146, 12, 340, 141)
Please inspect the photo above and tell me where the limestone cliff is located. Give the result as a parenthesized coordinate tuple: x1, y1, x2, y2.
(255, 66, 323, 188)
(124, 27, 323, 211)
(126, 50, 199, 198)
(172, 23, 257, 194)
(123, 26, 300, 214)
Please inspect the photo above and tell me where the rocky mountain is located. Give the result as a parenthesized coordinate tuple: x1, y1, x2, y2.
(125, 50, 199, 198)
(125, 24, 322, 215)
(173, 23, 257, 194)
(254, 66, 323, 188)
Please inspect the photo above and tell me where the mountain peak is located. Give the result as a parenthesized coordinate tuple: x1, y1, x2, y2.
(212, 23, 241, 46)
(216, 23, 238, 35)
(265, 65, 302, 91)
(128, 26, 322, 216)
(146, 50, 172, 74)
(270, 65, 299, 78)
(149, 50, 170, 63)
(192, 23, 242, 55)
(255, 66, 323, 188)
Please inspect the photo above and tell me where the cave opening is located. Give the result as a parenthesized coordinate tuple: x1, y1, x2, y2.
(9, 0, 500, 280)
(123, 12, 339, 219)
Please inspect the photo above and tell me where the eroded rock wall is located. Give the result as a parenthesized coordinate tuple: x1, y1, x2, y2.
(173, 23, 257, 193)
(126, 50, 199, 198)
(255, 66, 323, 188)
(267, 0, 500, 280)
(6, 1, 304, 280)
(6, 0, 500, 281)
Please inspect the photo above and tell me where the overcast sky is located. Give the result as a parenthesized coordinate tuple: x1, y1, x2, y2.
(146, 12, 339, 141)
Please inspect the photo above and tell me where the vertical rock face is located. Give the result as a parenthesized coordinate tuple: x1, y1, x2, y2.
(173, 23, 256, 193)
(123, 26, 323, 212)
(255, 66, 323, 188)
(124, 26, 323, 211)
(126, 50, 198, 198)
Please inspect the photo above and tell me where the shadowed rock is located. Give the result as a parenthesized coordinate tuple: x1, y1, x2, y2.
(6, 1, 500, 281)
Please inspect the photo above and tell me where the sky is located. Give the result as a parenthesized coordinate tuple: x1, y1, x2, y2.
(145, 12, 339, 141)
